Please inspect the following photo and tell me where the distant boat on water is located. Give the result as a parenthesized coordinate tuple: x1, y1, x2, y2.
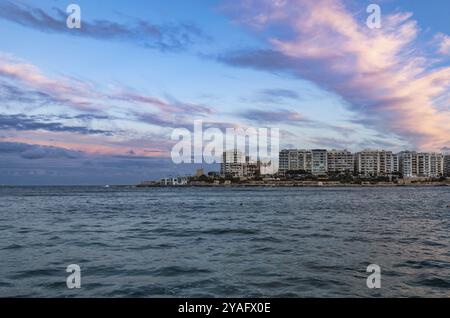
(104, 185, 110, 188)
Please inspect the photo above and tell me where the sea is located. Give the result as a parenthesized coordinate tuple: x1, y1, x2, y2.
(0, 186, 449, 297)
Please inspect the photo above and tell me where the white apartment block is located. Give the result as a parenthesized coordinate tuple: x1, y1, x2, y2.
(354, 150, 397, 176)
(278, 149, 312, 174)
(398, 151, 415, 178)
(327, 150, 354, 174)
(279, 148, 445, 178)
(311, 149, 328, 175)
(220, 149, 246, 177)
(278, 149, 327, 175)
(221, 150, 269, 178)
(427, 153, 444, 177)
(398, 151, 444, 178)
(444, 155, 450, 177)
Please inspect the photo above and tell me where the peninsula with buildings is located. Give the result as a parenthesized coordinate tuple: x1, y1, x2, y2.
(138, 149, 450, 187)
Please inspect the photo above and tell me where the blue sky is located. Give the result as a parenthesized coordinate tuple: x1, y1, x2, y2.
(0, 0, 449, 184)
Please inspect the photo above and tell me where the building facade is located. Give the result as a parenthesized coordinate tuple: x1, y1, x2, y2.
(444, 155, 450, 177)
(398, 151, 444, 178)
(278, 149, 312, 174)
(221, 150, 268, 178)
(221, 149, 245, 177)
(398, 151, 416, 178)
(311, 149, 328, 175)
(327, 150, 354, 174)
(355, 150, 380, 176)
(280, 148, 444, 178)
(355, 150, 399, 177)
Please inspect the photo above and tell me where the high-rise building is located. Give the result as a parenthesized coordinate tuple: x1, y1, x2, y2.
(398, 151, 416, 178)
(429, 153, 444, 177)
(280, 148, 444, 178)
(221, 149, 245, 177)
(327, 150, 354, 174)
(355, 150, 380, 176)
(278, 149, 312, 174)
(311, 149, 328, 175)
(221, 151, 269, 178)
(243, 156, 261, 177)
(444, 155, 450, 177)
(379, 151, 397, 175)
(398, 151, 444, 178)
(354, 150, 398, 176)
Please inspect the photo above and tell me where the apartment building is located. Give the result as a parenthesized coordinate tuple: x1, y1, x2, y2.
(398, 151, 444, 178)
(398, 151, 416, 178)
(354, 150, 398, 177)
(327, 150, 354, 174)
(221, 151, 269, 178)
(429, 153, 444, 177)
(279, 148, 444, 178)
(311, 149, 328, 175)
(220, 149, 246, 177)
(355, 150, 380, 176)
(444, 155, 450, 177)
(278, 149, 312, 174)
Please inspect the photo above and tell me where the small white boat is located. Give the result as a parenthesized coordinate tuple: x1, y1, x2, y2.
(104, 185, 110, 188)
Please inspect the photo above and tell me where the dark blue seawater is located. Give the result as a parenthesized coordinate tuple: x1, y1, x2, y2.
(0, 186, 449, 297)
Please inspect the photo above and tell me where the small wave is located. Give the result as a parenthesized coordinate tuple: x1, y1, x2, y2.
(9, 268, 57, 279)
(152, 266, 212, 277)
(1, 243, 24, 250)
(250, 236, 282, 243)
(128, 243, 176, 251)
(394, 259, 449, 270)
(201, 228, 259, 235)
(412, 277, 450, 288)
(422, 240, 446, 248)
(152, 227, 260, 236)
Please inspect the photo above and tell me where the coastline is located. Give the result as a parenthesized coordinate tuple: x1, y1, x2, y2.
(136, 182, 450, 188)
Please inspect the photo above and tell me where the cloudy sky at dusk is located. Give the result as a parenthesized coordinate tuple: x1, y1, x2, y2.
(0, 0, 449, 185)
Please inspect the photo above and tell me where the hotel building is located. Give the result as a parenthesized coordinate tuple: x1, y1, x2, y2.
(354, 150, 397, 177)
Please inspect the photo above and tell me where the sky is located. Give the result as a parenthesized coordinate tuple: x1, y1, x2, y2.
(0, 0, 449, 185)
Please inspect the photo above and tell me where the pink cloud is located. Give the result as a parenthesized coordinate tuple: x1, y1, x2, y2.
(223, 0, 450, 151)
(0, 53, 102, 111)
(435, 33, 450, 56)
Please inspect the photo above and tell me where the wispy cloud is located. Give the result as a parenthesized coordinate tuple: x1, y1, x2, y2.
(240, 108, 304, 124)
(260, 88, 299, 100)
(0, 1, 211, 52)
(221, 0, 450, 151)
(0, 53, 102, 112)
(113, 90, 214, 115)
(435, 33, 450, 56)
(0, 114, 114, 136)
